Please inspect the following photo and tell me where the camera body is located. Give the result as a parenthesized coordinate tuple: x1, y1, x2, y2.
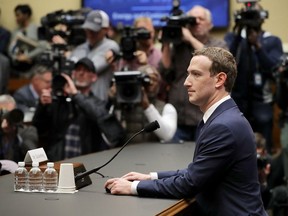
(37, 44, 75, 97)
(38, 9, 86, 46)
(234, 0, 268, 30)
(160, 0, 196, 44)
(161, 15, 196, 44)
(119, 26, 151, 61)
(113, 71, 150, 104)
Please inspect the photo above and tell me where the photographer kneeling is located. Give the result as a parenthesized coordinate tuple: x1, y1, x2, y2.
(32, 57, 125, 161)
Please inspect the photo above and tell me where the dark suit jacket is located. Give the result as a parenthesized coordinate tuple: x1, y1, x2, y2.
(137, 99, 267, 216)
(13, 84, 38, 113)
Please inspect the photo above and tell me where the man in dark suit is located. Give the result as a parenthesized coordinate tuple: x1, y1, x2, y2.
(13, 64, 52, 122)
(105, 47, 267, 215)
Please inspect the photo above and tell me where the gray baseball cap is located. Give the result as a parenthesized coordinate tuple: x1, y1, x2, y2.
(82, 10, 109, 32)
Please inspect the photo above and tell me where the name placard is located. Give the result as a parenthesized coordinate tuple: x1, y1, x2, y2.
(24, 148, 48, 164)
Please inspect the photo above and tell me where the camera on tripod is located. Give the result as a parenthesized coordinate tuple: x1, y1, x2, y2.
(234, 0, 268, 30)
(117, 26, 151, 61)
(113, 71, 150, 104)
(38, 9, 87, 46)
(36, 44, 75, 97)
(160, 0, 196, 44)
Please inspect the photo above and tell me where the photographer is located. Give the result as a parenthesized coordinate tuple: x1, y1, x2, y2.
(69, 10, 120, 101)
(0, 94, 38, 162)
(115, 17, 162, 70)
(225, 2, 283, 154)
(255, 132, 287, 213)
(32, 57, 124, 161)
(8, 4, 48, 73)
(159, 5, 227, 142)
(108, 65, 177, 143)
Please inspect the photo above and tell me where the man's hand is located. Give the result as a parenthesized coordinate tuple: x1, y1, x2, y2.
(182, 27, 204, 50)
(141, 87, 150, 110)
(121, 172, 151, 181)
(40, 88, 52, 105)
(182, 27, 195, 43)
(62, 73, 78, 95)
(108, 83, 117, 99)
(16, 53, 32, 63)
(134, 50, 148, 65)
(247, 28, 261, 49)
(52, 35, 67, 45)
(104, 178, 133, 195)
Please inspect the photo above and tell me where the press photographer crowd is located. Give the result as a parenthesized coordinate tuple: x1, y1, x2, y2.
(0, 0, 288, 214)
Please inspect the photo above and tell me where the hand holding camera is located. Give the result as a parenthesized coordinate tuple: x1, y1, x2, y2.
(134, 50, 148, 65)
(61, 73, 78, 96)
(247, 28, 261, 49)
(40, 88, 52, 105)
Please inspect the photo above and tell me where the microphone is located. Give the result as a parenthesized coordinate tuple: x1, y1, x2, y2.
(75, 120, 160, 182)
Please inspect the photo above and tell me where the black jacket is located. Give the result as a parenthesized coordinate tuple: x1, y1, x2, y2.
(32, 92, 125, 161)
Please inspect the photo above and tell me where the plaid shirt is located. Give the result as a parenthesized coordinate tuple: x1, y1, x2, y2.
(64, 124, 81, 159)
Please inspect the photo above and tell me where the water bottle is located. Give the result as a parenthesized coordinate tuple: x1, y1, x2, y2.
(43, 162, 58, 192)
(14, 162, 28, 191)
(28, 161, 43, 192)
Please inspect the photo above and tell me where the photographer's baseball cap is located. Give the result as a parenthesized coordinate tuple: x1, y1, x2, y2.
(82, 10, 109, 32)
(75, 57, 96, 73)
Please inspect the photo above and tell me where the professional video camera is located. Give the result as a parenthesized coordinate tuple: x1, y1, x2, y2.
(113, 71, 150, 104)
(234, 0, 268, 30)
(36, 44, 75, 97)
(38, 9, 87, 46)
(117, 26, 151, 61)
(160, 0, 196, 44)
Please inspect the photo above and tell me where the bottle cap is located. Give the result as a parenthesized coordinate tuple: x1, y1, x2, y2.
(18, 161, 25, 167)
(47, 162, 54, 168)
(32, 161, 39, 167)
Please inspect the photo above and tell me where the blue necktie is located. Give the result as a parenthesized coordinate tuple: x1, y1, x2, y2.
(195, 120, 204, 139)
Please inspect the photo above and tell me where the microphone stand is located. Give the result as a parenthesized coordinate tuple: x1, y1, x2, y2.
(75, 129, 144, 181)
(74, 120, 160, 183)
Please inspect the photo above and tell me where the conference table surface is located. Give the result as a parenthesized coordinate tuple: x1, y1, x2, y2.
(0, 142, 195, 216)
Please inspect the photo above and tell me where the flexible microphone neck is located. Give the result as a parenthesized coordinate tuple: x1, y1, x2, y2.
(75, 120, 160, 182)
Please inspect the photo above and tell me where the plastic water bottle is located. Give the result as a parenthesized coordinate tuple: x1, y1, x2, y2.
(14, 162, 28, 191)
(28, 161, 43, 192)
(43, 162, 58, 192)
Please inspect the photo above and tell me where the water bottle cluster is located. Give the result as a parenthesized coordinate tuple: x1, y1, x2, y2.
(14, 161, 58, 193)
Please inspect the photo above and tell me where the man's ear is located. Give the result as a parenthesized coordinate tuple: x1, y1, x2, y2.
(215, 72, 227, 88)
(91, 73, 97, 82)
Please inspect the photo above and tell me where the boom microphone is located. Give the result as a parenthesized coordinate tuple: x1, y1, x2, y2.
(75, 120, 160, 182)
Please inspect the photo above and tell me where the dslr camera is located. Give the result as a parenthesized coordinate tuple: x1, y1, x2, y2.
(113, 71, 150, 104)
(36, 44, 75, 97)
(117, 26, 151, 61)
(38, 9, 87, 46)
(160, 0, 196, 44)
(234, 0, 268, 30)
